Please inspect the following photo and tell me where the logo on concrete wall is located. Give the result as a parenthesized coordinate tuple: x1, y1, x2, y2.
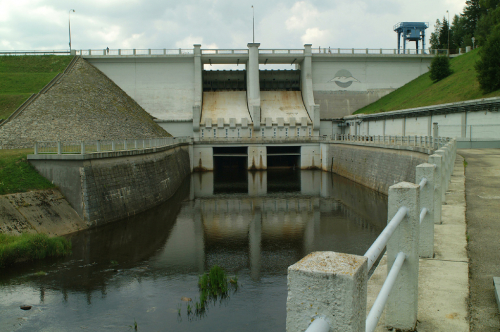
(329, 69, 360, 88)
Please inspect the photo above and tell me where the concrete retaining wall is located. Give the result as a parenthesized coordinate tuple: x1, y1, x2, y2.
(29, 144, 191, 228)
(320, 143, 429, 194)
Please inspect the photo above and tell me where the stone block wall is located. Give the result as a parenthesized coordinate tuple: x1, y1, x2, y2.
(29, 145, 190, 228)
(321, 143, 428, 194)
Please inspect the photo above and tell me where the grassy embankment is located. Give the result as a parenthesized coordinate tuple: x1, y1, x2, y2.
(0, 55, 73, 121)
(355, 48, 500, 114)
(0, 149, 54, 195)
(0, 233, 71, 267)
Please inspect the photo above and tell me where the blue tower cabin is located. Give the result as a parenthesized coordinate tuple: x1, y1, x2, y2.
(394, 22, 429, 54)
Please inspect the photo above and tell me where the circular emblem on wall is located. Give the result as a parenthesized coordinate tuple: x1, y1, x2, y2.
(329, 69, 360, 88)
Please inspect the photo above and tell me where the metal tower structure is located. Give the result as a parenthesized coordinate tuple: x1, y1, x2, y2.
(394, 22, 429, 54)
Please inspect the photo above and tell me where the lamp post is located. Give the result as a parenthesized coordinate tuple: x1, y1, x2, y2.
(446, 10, 450, 55)
(69, 9, 75, 52)
(251, 5, 255, 43)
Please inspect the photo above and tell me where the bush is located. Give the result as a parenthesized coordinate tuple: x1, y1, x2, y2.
(475, 25, 500, 93)
(0, 233, 72, 267)
(430, 55, 452, 82)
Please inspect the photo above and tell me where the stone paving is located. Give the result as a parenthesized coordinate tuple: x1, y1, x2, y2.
(0, 57, 169, 149)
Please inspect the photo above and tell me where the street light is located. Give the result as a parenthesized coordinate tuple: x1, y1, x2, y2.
(446, 10, 450, 55)
(251, 5, 255, 43)
(69, 9, 75, 52)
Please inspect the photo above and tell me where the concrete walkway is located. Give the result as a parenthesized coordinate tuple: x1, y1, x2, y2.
(459, 149, 500, 331)
(367, 154, 469, 331)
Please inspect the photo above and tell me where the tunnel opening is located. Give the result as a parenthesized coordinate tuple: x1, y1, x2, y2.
(259, 70, 300, 91)
(213, 156, 248, 194)
(203, 70, 246, 91)
(267, 146, 301, 169)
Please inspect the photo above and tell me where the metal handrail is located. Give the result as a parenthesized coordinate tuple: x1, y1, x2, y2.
(364, 206, 408, 271)
(365, 251, 406, 332)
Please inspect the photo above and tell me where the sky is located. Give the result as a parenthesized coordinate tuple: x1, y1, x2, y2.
(0, 0, 467, 51)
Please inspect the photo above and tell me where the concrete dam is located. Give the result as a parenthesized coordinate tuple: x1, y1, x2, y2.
(83, 44, 433, 139)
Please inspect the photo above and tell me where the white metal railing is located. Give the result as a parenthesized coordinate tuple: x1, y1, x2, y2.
(293, 138, 458, 332)
(311, 47, 448, 55)
(76, 49, 195, 56)
(33, 137, 190, 155)
(331, 134, 449, 150)
(201, 49, 248, 55)
(258, 49, 305, 54)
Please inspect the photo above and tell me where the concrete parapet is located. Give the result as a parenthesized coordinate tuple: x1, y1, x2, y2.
(286, 251, 368, 332)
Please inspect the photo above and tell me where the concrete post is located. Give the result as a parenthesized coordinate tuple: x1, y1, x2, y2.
(386, 182, 420, 330)
(57, 141, 61, 155)
(112, 141, 116, 151)
(428, 154, 443, 224)
(133, 49, 136, 55)
(97, 141, 101, 152)
(193, 44, 202, 133)
(124, 140, 128, 150)
(34, 142, 38, 155)
(81, 141, 85, 155)
(286, 251, 368, 332)
(432, 122, 439, 149)
(247, 43, 261, 130)
(416, 163, 435, 258)
(435, 149, 446, 202)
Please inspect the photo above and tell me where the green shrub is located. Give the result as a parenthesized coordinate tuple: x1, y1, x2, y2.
(476, 25, 500, 93)
(0, 233, 71, 267)
(430, 55, 452, 82)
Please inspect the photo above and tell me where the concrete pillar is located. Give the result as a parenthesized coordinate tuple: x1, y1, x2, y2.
(383, 119, 386, 136)
(193, 44, 202, 133)
(435, 149, 446, 202)
(461, 112, 467, 138)
(249, 209, 262, 281)
(416, 163, 435, 258)
(428, 154, 443, 224)
(248, 146, 266, 170)
(301, 45, 320, 132)
(386, 182, 420, 330)
(247, 43, 261, 130)
(432, 122, 439, 149)
(402, 117, 406, 136)
(286, 252, 368, 332)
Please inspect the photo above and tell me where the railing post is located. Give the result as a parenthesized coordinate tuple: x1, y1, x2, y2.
(434, 149, 446, 202)
(81, 141, 85, 155)
(112, 141, 116, 151)
(34, 142, 38, 155)
(286, 252, 368, 332)
(416, 163, 435, 258)
(57, 141, 61, 155)
(97, 140, 101, 152)
(386, 182, 420, 330)
(124, 140, 128, 150)
(428, 154, 443, 224)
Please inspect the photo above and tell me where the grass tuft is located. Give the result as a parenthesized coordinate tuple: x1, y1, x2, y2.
(355, 49, 500, 115)
(0, 149, 55, 195)
(0, 233, 71, 267)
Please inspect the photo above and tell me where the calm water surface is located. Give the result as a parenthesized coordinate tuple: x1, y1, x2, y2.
(0, 170, 387, 331)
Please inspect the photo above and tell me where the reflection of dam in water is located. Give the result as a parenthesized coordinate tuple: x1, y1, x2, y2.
(154, 170, 387, 279)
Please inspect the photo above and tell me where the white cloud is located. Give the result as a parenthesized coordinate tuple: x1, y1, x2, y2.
(0, 0, 468, 51)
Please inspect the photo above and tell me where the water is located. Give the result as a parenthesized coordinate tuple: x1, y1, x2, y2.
(0, 170, 387, 331)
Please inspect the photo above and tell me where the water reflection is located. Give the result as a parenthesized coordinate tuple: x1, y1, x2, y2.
(0, 170, 387, 331)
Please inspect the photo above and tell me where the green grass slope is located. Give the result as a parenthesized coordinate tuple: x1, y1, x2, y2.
(0, 55, 73, 121)
(355, 49, 500, 114)
(0, 149, 55, 195)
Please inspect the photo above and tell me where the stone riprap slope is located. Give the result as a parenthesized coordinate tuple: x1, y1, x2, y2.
(0, 57, 170, 149)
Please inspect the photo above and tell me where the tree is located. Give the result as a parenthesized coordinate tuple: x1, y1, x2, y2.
(430, 19, 442, 49)
(475, 24, 500, 92)
(463, 0, 485, 35)
(430, 56, 452, 82)
(430, 17, 456, 50)
(475, 6, 500, 45)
